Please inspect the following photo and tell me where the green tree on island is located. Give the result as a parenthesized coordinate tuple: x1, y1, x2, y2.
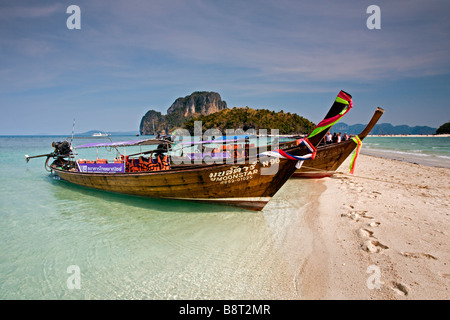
(183, 107, 315, 135)
(436, 121, 450, 134)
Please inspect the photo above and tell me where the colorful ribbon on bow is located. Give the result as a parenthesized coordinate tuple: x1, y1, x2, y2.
(349, 135, 362, 174)
(259, 138, 317, 169)
(307, 91, 353, 139)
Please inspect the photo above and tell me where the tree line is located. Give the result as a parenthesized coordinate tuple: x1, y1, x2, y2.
(183, 107, 315, 135)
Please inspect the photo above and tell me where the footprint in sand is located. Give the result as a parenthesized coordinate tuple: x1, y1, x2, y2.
(362, 240, 389, 253)
(346, 183, 363, 193)
(357, 225, 389, 254)
(400, 252, 438, 260)
(391, 282, 409, 296)
(357, 228, 374, 239)
(342, 210, 374, 222)
(369, 221, 380, 228)
(368, 191, 381, 199)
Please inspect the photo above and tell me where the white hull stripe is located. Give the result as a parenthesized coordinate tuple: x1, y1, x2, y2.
(166, 197, 271, 203)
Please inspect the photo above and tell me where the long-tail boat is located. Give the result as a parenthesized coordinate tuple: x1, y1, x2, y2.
(289, 107, 385, 178)
(26, 91, 353, 211)
(178, 107, 383, 179)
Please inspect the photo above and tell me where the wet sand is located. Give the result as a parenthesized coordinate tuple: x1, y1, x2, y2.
(298, 154, 449, 299)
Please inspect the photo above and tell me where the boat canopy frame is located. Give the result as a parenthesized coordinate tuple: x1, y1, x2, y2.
(73, 138, 173, 149)
(71, 138, 173, 162)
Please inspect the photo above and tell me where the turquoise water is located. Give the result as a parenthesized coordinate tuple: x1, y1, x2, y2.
(1, 135, 448, 299)
(362, 136, 450, 168)
(0, 136, 320, 299)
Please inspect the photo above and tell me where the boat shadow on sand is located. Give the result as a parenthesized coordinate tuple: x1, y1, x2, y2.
(47, 173, 247, 214)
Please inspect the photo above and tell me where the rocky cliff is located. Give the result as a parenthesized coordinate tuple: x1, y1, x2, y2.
(140, 91, 227, 135)
(167, 91, 227, 117)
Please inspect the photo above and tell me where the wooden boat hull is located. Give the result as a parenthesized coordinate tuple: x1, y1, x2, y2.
(47, 90, 353, 211)
(51, 158, 296, 211)
(291, 139, 360, 178)
(292, 107, 385, 178)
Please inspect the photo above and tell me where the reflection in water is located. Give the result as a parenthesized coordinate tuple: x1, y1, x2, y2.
(263, 179, 327, 296)
(1, 152, 328, 299)
(50, 174, 240, 214)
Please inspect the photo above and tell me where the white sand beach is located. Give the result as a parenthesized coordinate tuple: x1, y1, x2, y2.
(299, 154, 449, 299)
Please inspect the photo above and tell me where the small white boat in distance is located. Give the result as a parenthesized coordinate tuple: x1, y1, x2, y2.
(92, 132, 110, 137)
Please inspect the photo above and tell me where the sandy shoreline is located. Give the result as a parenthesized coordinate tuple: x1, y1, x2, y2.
(299, 154, 449, 299)
(360, 150, 450, 170)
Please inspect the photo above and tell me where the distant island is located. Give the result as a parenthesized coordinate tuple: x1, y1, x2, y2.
(183, 107, 315, 135)
(139, 91, 443, 137)
(332, 122, 438, 135)
(75, 130, 139, 137)
(140, 91, 314, 136)
(436, 121, 450, 134)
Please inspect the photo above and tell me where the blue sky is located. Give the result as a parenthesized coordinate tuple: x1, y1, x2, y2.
(1, 0, 449, 135)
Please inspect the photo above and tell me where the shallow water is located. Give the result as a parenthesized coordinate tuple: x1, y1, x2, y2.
(362, 136, 450, 168)
(0, 136, 323, 299)
(3, 135, 447, 299)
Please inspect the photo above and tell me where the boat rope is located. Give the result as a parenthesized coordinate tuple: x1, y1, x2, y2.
(349, 135, 362, 174)
(334, 169, 439, 191)
(44, 156, 52, 172)
(333, 170, 406, 187)
(259, 138, 317, 169)
(306, 91, 353, 139)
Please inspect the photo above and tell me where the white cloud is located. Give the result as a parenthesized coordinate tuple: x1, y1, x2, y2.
(80, 0, 450, 83)
(1, 0, 449, 121)
(0, 3, 62, 19)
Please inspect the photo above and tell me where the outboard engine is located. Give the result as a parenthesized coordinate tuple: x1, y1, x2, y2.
(46, 141, 74, 172)
(52, 141, 72, 156)
(25, 140, 74, 172)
